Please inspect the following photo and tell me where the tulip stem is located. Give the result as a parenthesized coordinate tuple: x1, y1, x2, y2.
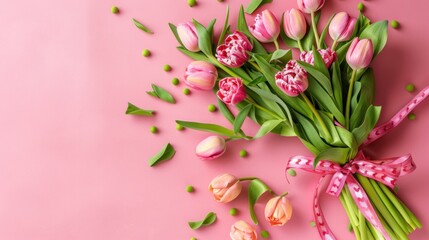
(208, 56, 243, 81)
(297, 40, 304, 52)
(300, 93, 332, 142)
(331, 39, 338, 51)
(245, 97, 284, 121)
(279, 192, 289, 197)
(274, 39, 280, 50)
(311, 11, 321, 49)
(345, 69, 357, 130)
(239, 177, 258, 181)
(249, 61, 262, 72)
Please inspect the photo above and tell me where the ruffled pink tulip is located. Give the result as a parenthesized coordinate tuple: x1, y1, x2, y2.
(264, 196, 293, 226)
(184, 61, 218, 90)
(216, 31, 253, 68)
(346, 38, 373, 70)
(283, 8, 307, 41)
(275, 60, 308, 97)
(177, 22, 200, 52)
(195, 136, 226, 160)
(230, 220, 257, 240)
(249, 10, 280, 43)
(208, 173, 242, 203)
(297, 0, 325, 14)
(329, 12, 357, 42)
(217, 77, 246, 105)
(300, 49, 337, 68)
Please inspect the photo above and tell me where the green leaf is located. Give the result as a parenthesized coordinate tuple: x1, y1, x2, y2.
(218, 6, 230, 46)
(336, 41, 352, 63)
(245, 0, 273, 14)
(331, 62, 343, 110)
(312, 48, 330, 79)
(217, 99, 235, 124)
(146, 91, 158, 98)
(350, 68, 376, 129)
(169, 23, 184, 47)
(352, 105, 381, 145)
(313, 148, 350, 168)
(248, 179, 272, 224)
(359, 20, 388, 58)
(270, 49, 292, 63)
(237, 6, 267, 54)
(176, 120, 237, 137)
(247, 75, 267, 86)
(294, 114, 330, 153)
(132, 18, 153, 34)
(297, 60, 333, 97)
(302, 12, 321, 51)
(148, 143, 176, 167)
(177, 46, 210, 61)
(336, 127, 358, 159)
(234, 104, 253, 133)
(207, 19, 217, 41)
(125, 102, 155, 116)
(149, 84, 176, 104)
(188, 212, 217, 230)
(254, 119, 284, 139)
(193, 19, 214, 56)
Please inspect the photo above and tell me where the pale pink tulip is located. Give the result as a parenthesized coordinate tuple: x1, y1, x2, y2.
(208, 173, 242, 203)
(300, 49, 337, 68)
(275, 60, 308, 97)
(297, 0, 325, 14)
(230, 220, 257, 240)
(216, 31, 253, 68)
(249, 10, 280, 43)
(217, 77, 246, 105)
(283, 8, 307, 41)
(184, 61, 218, 90)
(329, 12, 357, 42)
(177, 22, 199, 52)
(346, 38, 373, 70)
(264, 196, 293, 226)
(195, 136, 226, 160)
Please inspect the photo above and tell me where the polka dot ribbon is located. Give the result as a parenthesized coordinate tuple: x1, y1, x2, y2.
(286, 85, 429, 240)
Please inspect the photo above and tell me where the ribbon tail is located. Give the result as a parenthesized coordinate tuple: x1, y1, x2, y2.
(364, 85, 429, 146)
(346, 176, 391, 240)
(314, 175, 337, 240)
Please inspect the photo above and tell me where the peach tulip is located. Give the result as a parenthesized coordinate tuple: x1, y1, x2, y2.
(208, 173, 242, 203)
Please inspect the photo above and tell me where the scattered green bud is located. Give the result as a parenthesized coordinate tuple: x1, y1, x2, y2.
(183, 88, 191, 95)
(260, 230, 270, 239)
(150, 126, 158, 134)
(188, 0, 197, 7)
(229, 208, 238, 216)
(357, 2, 364, 11)
(207, 104, 217, 112)
(163, 64, 172, 72)
(310, 221, 316, 227)
(239, 149, 248, 158)
(391, 20, 399, 29)
(111, 6, 119, 14)
(287, 169, 297, 177)
(408, 113, 416, 120)
(176, 123, 185, 131)
(186, 185, 195, 193)
(172, 78, 180, 86)
(405, 84, 415, 92)
(142, 49, 151, 57)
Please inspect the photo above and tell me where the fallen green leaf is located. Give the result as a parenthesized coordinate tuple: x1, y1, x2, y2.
(188, 212, 217, 230)
(148, 143, 176, 167)
(132, 18, 153, 34)
(125, 102, 155, 116)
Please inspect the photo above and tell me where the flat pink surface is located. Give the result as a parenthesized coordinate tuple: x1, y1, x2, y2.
(1, 0, 428, 239)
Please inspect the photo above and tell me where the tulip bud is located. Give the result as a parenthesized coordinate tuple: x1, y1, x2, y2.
(297, 0, 325, 14)
(195, 136, 226, 160)
(216, 31, 253, 68)
(249, 10, 280, 43)
(283, 8, 307, 41)
(264, 196, 293, 226)
(329, 12, 357, 42)
(300, 49, 337, 68)
(346, 38, 373, 70)
(184, 61, 218, 90)
(217, 77, 246, 105)
(275, 60, 308, 97)
(177, 22, 200, 52)
(208, 173, 242, 203)
(230, 220, 257, 240)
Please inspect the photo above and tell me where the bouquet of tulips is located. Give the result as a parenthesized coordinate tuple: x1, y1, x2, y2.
(170, 0, 425, 239)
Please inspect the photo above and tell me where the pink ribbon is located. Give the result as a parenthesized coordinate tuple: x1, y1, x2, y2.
(286, 85, 429, 240)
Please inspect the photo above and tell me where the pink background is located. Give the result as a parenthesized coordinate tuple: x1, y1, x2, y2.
(1, 0, 428, 239)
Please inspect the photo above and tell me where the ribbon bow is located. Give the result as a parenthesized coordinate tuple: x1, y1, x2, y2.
(287, 86, 429, 240)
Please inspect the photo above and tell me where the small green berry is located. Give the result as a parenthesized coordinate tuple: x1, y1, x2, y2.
(287, 169, 297, 177)
(150, 126, 158, 134)
(163, 64, 172, 72)
(208, 104, 217, 112)
(111, 6, 119, 14)
(408, 113, 416, 120)
(188, 0, 197, 7)
(229, 208, 238, 216)
(310, 221, 316, 227)
(186, 185, 195, 193)
(405, 84, 415, 92)
(172, 78, 180, 86)
(391, 20, 400, 29)
(142, 49, 151, 57)
(357, 2, 364, 11)
(260, 230, 270, 239)
(183, 88, 191, 95)
(176, 123, 185, 131)
(239, 150, 248, 158)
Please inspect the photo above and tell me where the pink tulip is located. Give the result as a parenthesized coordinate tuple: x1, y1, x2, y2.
(346, 38, 373, 70)
(184, 61, 218, 90)
(275, 60, 308, 97)
(195, 136, 226, 160)
(249, 10, 280, 43)
(230, 220, 257, 240)
(329, 12, 357, 42)
(300, 49, 337, 68)
(264, 196, 293, 226)
(217, 77, 246, 105)
(177, 22, 199, 52)
(208, 173, 242, 203)
(283, 8, 307, 41)
(297, 0, 325, 14)
(216, 31, 253, 68)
